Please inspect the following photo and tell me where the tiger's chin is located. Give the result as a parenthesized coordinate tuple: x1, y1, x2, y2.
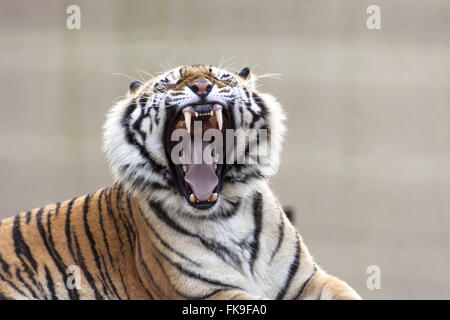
(164, 102, 233, 211)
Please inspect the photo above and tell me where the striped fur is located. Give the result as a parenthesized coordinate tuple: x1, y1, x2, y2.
(0, 65, 361, 299)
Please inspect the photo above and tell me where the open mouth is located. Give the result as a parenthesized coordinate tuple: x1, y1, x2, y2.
(165, 103, 233, 210)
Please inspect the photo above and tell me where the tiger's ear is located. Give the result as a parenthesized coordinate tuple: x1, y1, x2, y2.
(237, 67, 256, 89)
(128, 80, 142, 95)
(237, 67, 250, 79)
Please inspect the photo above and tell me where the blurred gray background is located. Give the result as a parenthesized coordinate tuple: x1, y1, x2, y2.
(0, 0, 449, 299)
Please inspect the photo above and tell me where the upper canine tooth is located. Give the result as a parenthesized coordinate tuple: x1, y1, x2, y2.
(215, 109, 223, 131)
(184, 112, 191, 134)
(195, 112, 199, 118)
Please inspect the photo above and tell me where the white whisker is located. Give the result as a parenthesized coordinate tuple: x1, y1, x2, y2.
(112, 72, 141, 82)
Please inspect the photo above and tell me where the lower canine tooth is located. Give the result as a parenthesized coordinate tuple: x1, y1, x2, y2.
(209, 193, 218, 202)
(189, 194, 197, 203)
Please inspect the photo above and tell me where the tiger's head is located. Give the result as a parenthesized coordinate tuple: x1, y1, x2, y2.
(103, 64, 286, 218)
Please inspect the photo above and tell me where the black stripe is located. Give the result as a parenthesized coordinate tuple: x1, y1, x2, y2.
(155, 242, 240, 290)
(252, 92, 268, 120)
(148, 201, 197, 238)
(99, 252, 121, 300)
(15, 268, 39, 299)
(239, 105, 244, 126)
(294, 265, 318, 300)
(12, 214, 46, 298)
(117, 268, 131, 300)
(134, 238, 163, 299)
(133, 102, 149, 142)
(223, 170, 267, 184)
(97, 188, 122, 299)
(0, 252, 11, 276)
(122, 99, 166, 173)
(151, 251, 221, 300)
(316, 282, 325, 300)
(149, 200, 241, 268)
(105, 189, 125, 255)
(45, 205, 80, 300)
(133, 263, 155, 299)
(64, 198, 77, 259)
(132, 198, 200, 267)
(179, 288, 223, 300)
(36, 206, 76, 300)
(139, 94, 148, 107)
(131, 176, 171, 191)
(246, 105, 261, 129)
(98, 188, 115, 266)
(124, 112, 166, 175)
(115, 185, 135, 249)
(122, 98, 168, 175)
(122, 99, 137, 145)
(199, 238, 241, 269)
(154, 107, 160, 125)
(25, 211, 32, 224)
(270, 210, 285, 262)
(242, 87, 252, 106)
(205, 198, 242, 220)
(73, 229, 103, 299)
(0, 270, 28, 298)
(276, 234, 301, 300)
(244, 92, 268, 130)
(149, 113, 153, 133)
(13, 214, 37, 271)
(54, 202, 61, 216)
(82, 193, 112, 298)
(149, 251, 182, 299)
(228, 292, 243, 300)
(137, 144, 166, 173)
(44, 265, 57, 300)
(248, 192, 263, 275)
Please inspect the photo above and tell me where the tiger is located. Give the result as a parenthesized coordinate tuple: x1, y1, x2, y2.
(0, 64, 361, 300)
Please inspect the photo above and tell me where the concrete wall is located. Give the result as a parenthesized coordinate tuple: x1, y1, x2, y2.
(0, 0, 449, 299)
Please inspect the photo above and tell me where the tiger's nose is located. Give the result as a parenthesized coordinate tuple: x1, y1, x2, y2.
(189, 79, 213, 98)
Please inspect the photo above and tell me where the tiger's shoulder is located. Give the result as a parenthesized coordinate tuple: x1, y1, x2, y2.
(0, 184, 148, 300)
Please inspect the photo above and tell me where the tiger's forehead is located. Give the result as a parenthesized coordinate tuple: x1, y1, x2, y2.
(177, 65, 217, 86)
(179, 64, 213, 78)
(144, 64, 238, 91)
(158, 65, 234, 83)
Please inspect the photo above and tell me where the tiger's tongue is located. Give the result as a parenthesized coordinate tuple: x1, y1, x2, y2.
(184, 141, 218, 201)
